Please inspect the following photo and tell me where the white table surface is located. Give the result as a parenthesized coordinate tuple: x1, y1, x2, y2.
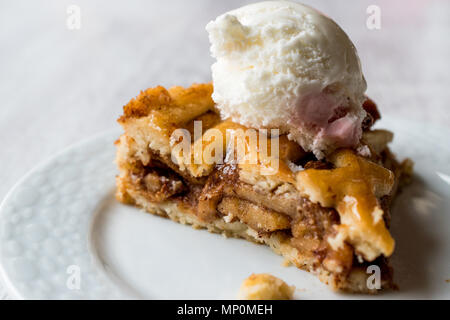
(0, 0, 449, 299)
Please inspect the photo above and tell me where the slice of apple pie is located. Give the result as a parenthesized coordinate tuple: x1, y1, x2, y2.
(115, 83, 412, 293)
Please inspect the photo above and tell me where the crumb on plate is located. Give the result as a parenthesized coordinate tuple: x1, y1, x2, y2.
(237, 273, 295, 300)
(282, 259, 292, 267)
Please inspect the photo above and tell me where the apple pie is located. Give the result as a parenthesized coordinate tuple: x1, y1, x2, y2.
(115, 83, 412, 293)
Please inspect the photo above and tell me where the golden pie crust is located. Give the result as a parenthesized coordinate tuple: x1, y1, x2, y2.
(115, 83, 413, 293)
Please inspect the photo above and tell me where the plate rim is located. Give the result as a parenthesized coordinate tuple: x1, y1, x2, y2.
(0, 129, 120, 299)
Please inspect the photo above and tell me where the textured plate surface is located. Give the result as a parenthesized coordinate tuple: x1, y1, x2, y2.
(0, 118, 449, 299)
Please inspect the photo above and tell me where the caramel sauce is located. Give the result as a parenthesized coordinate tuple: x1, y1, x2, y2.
(296, 149, 395, 261)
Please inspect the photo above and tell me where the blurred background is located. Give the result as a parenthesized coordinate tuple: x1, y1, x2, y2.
(1, 0, 449, 201)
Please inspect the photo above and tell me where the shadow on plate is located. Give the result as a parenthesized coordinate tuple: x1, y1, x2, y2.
(390, 174, 444, 295)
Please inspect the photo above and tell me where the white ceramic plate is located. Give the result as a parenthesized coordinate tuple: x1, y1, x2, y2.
(0, 117, 449, 299)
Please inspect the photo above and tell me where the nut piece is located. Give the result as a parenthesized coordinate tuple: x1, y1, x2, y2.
(237, 273, 295, 300)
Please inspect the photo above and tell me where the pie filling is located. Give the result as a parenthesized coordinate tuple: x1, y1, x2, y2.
(115, 83, 413, 292)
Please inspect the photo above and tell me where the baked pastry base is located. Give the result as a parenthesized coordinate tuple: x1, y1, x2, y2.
(115, 83, 412, 293)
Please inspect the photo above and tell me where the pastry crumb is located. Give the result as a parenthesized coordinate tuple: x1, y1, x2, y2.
(281, 259, 292, 267)
(237, 273, 295, 300)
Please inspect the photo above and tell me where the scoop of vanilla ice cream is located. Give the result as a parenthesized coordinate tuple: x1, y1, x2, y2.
(206, 1, 367, 158)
